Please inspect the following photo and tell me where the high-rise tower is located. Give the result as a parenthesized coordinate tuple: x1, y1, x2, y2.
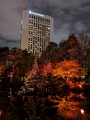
(20, 10, 53, 57)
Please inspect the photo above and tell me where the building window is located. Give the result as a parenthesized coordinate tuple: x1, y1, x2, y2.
(36, 23, 37, 27)
(40, 48, 41, 53)
(38, 24, 40, 29)
(33, 40, 35, 45)
(28, 46, 30, 51)
(38, 37, 39, 42)
(29, 15, 31, 18)
(28, 38, 30, 41)
(29, 31, 30, 34)
(32, 15, 33, 18)
(31, 44, 32, 50)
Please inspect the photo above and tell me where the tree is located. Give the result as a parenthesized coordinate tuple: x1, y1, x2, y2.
(0, 65, 5, 76)
(40, 42, 58, 63)
(58, 34, 80, 61)
(77, 34, 90, 76)
(39, 61, 53, 77)
(53, 97, 81, 120)
(52, 60, 84, 81)
(11, 50, 35, 80)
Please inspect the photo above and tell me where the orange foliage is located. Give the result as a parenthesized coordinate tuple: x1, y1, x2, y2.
(67, 48, 77, 54)
(52, 60, 84, 80)
(54, 97, 81, 119)
(25, 70, 31, 77)
(0, 65, 5, 75)
(40, 62, 52, 76)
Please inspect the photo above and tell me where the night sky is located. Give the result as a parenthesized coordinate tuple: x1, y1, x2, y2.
(0, 0, 90, 48)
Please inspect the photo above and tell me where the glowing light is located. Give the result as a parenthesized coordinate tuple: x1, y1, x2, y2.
(29, 11, 32, 14)
(81, 109, 84, 114)
(48, 27, 50, 29)
(29, 11, 44, 17)
(82, 75, 85, 78)
(0, 110, 2, 117)
(78, 84, 82, 88)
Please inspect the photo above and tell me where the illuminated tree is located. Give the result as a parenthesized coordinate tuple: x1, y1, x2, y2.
(40, 61, 53, 77)
(52, 60, 84, 81)
(58, 34, 80, 61)
(53, 97, 82, 119)
(0, 65, 5, 76)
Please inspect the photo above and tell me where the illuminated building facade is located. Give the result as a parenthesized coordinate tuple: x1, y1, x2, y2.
(20, 10, 53, 57)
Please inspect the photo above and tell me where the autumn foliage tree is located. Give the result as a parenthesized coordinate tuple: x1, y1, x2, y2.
(52, 60, 84, 81)
(40, 42, 58, 64)
(39, 61, 53, 77)
(0, 65, 5, 76)
(57, 34, 80, 61)
(77, 34, 90, 75)
(53, 97, 81, 119)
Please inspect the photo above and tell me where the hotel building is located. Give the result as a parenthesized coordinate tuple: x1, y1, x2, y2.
(20, 10, 53, 57)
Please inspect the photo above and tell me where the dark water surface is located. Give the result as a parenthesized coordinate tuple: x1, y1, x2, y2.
(0, 86, 90, 120)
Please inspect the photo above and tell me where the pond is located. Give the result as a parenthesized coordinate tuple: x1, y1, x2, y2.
(0, 85, 90, 120)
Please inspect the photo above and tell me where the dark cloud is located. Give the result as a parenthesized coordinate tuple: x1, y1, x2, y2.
(0, 0, 90, 48)
(0, 34, 20, 48)
(74, 21, 87, 33)
(0, 35, 19, 43)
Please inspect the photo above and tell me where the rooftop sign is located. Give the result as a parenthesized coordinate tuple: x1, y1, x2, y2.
(29, 11, 44, 17)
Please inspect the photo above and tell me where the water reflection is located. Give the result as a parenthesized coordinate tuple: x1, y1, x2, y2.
(50, 92, 90, 120)
(52, 96, 84, 119)
(0, 87, 90, 120)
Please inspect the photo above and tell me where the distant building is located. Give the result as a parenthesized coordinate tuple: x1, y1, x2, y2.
(20, 10, 54, 57)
